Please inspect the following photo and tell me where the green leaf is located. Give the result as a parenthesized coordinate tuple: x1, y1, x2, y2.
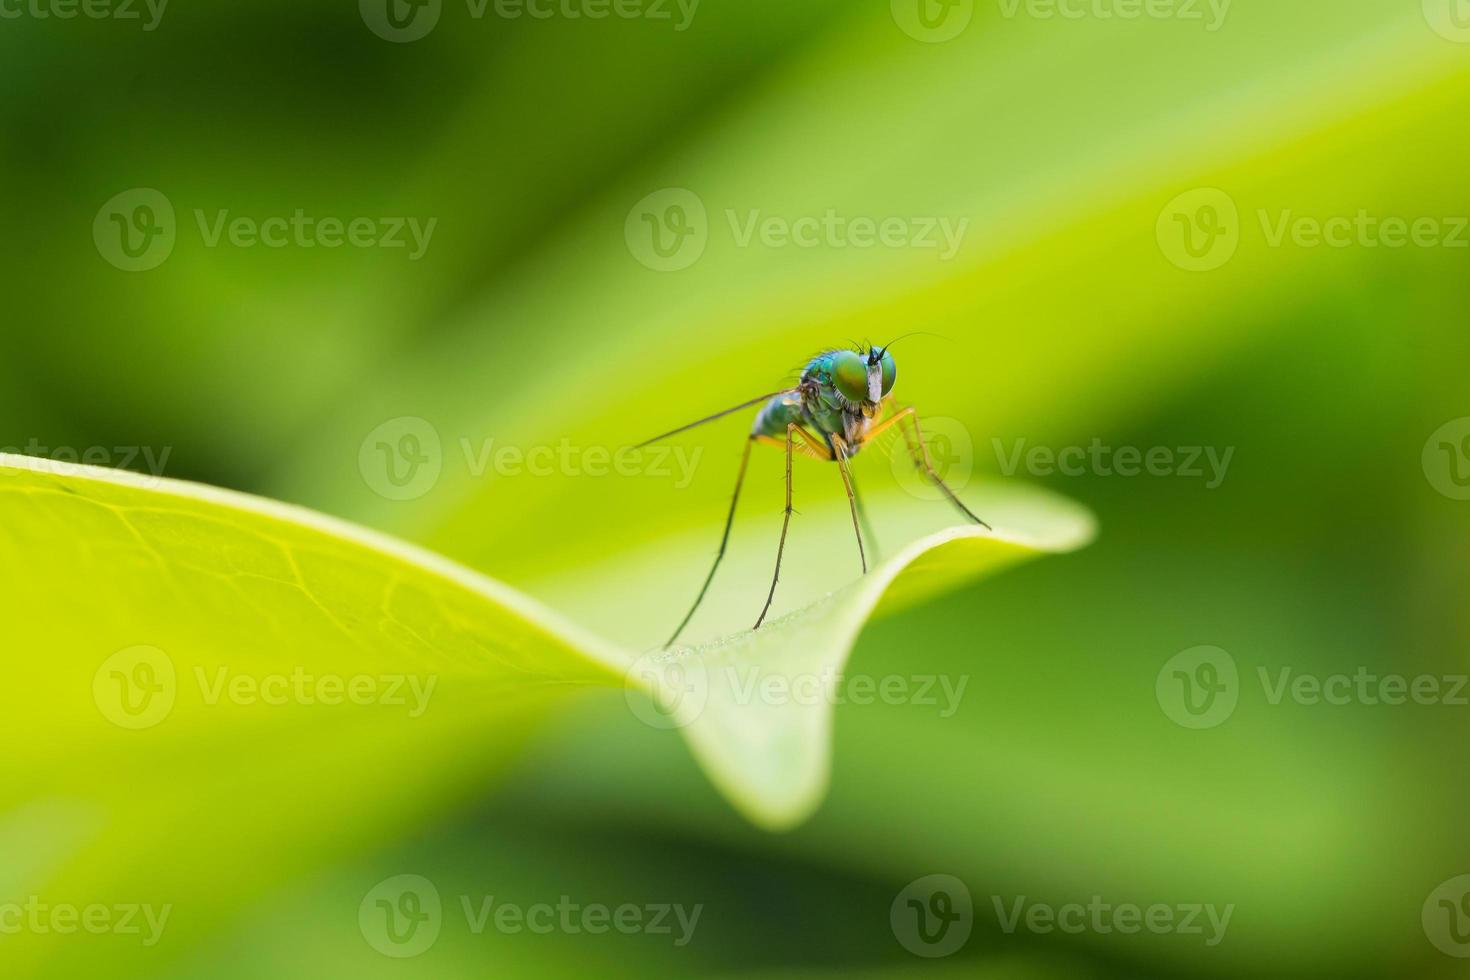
(0, 452, 1088, 971)
(645, 504, 1093, 829)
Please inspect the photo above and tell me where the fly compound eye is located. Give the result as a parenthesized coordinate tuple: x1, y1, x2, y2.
(831, 351, 869, 403)
(879, 349, 896, 396)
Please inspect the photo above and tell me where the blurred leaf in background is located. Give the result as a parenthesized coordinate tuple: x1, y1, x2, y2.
(1, 0, 1469, 977)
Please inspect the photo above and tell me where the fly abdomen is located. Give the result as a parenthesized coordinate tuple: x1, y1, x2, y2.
(751, 394, 806, 439)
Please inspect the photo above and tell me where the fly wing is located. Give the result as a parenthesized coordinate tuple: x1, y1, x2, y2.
(634, 388, 803, 448)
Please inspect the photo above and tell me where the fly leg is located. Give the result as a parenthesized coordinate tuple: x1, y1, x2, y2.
(665, 437, 753, 648)
(863, 404, 991, 530)
(754, 423, 799, 630)
(830, 435, 868, 574)
(850, 465, 880, 563)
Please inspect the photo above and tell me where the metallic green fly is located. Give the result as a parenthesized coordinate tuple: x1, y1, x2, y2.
(637, 340, 990, 648)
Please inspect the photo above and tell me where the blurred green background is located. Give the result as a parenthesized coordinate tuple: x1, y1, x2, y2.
(3, 0, 1469, 976)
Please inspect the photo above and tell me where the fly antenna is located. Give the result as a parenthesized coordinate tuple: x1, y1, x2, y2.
(634, 388, 801, 449)
(877, 330, 953, 357)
